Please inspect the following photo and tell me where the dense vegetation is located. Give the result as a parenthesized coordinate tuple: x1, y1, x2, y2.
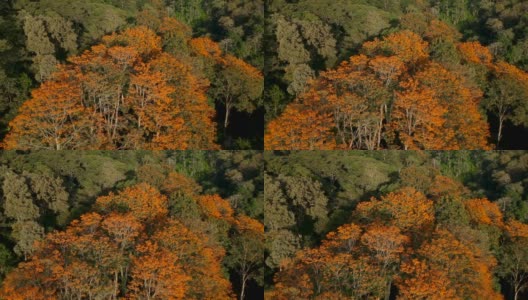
(0, 150, 264, 299)
(264, 0, 528, 150)
(265, 151, 528, 299)
(0, 0, 264, 149)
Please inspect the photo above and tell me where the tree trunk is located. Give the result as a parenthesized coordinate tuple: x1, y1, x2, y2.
(385, 279, 392, 300)
(497, 114, 504, 148)
(240, 274, 247, 300)
(224, 103, 231, 129)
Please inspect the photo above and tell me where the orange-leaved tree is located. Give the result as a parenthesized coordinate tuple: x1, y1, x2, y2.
(0, 182, 235, 299)
(265, 30, 491, 150)
(269, 186, 504, 299)
(3, 24, 218, 150)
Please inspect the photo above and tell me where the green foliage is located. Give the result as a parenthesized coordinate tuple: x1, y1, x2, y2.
(0, 245, 14, 280)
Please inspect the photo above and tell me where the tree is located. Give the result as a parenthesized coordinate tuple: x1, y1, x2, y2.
(4, 24, 219, 150)
(264, 104, 335, 150)
(484, 61, 528, 147)
(0, 181, 236, 299)
(361, 225, 408, 299)
(227, 216, 264, 300)
(26, 172, 70, 225)
(190, 36, 263, 130)
(265, 30, 490, 150)
(274, 14, 313, 96)
(399, 230, 500, 299)
(11, 221, 44, 260)
(129, 241, 190, 299)
(2, 171, 39, 222)
(356, 187, 435, 234)
(2, 70, 98, 150)
(499, 221, 528, 300)
(153, 219, 233, 298)
(95, 182, 168, 222)
(458, 42, 493, 65)
(214, 55, 263, 129)
(22, 14, 58, 82)
(390, 79, 448, 149)
(398, 258, 458, 300)
(465, 198, 504, 227)
(412, 63, 490, 149)
(363, 30, 429, 65)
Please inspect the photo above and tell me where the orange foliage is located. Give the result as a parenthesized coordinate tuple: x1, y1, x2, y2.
(413, 63, 490, 149)
(0, 181, 235, 299)
(0, 259, 57, 300)
(197, 194, 235, 222)
(369, 56, 406, 86)
(322, 223, 362, 252)
(271, 221, 400, 298)
(425, 20, 462, 43)
(235, 214, 265, 234)
(465, 198, 504, 227)
(356, 187, 434, 233)
(190, 37, 223, 61)
(390, 79, 448, 149)
(4, 23, 219, 150)
(428, 175, 468, 200)
(264, 104, 335, 150)
(398, 259, 459, 300)
(153, 221, 233, 299)
(364, 30, 429, 64)
(271, 183, 504, 299)
(224, 54, 263, 80)
(161, 171, 202, 197)
(265, 30, 491, 150)
(361, 225, 408, 263)
(101, 213, 143, 250)
(127, 63, 189, 149)
(411, 230, 501, 300)
(458, 42, 493, 65)
(149, 53, 217, 149)
(102, 26, 162, 58)
(492, 60, 528, 82)
(96, 182, 168, 221)
(2, 69, 101, 150)
(505, 220, 528, 238)
(129, 241, 190, 299)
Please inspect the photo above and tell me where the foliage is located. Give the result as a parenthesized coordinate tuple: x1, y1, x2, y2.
(264, 0, 528, 149)
(0, 0, 264, 149)
(266, 29, 493, 150)
(0, 150, 264, 298)
(265, 151, 528, 299)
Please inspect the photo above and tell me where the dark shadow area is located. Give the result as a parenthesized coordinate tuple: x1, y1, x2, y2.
(488, 113, 528, 150)
(216, 103, 264, 150)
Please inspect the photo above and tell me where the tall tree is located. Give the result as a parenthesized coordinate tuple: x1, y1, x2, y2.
(0, 181, 236, 299)
(484, 61, 528, 147)
(4, 25, 219, 150)
(265, 31, 491, 150)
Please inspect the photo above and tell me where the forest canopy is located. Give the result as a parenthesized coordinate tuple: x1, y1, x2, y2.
(264, 0, 528, 150)
(0, 150, 264, 299)
(0, 0, 264, 150)
(265, 151, 528, 300)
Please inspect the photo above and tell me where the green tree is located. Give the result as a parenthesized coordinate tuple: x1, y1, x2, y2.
(484, 62, 528, 147)
(2, 171, 39, 222)
(11, 220, 44, 260)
